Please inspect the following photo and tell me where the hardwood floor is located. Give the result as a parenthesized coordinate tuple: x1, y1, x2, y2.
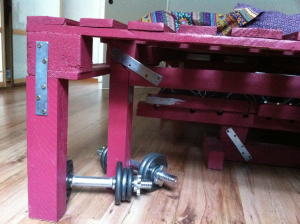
(0, 79, 299, 223)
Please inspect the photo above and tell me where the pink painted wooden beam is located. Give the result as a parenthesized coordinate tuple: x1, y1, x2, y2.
(27, 76, 69, 222)
(178, 25, 217, 36)
(80, 18, 127, 29)
(231, 28, 283, 40)
(283, 31, 300, 41)
(27, 16, 300, 52)
(129, 67, 300, 98)
(137, 102, 300, 133)
(128, 21, 174, 32)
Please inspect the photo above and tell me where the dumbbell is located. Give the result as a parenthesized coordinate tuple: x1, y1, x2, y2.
(97, 146, 178, 191)
(66, 159, 152, 204)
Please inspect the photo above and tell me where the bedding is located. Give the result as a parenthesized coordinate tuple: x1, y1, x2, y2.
(139, 5, 261, 35)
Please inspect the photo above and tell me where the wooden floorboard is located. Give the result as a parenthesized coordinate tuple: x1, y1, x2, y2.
(0, 79, 299, 223)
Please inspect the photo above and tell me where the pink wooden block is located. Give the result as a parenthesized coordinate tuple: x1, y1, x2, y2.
(203, 135, 225, 170)
(283, 31, 300, 41)
(128, 21, 174, 32)
(27, 16, 79, 27)
(231, 28, 283, 40)
(27, 31, 93, 78)
(223, 142, 300, 168)
(178, 25, 217, 36)
(258, 104, 300, 121)
(27, 76, 69, 222)
(80, 18, 127, 29)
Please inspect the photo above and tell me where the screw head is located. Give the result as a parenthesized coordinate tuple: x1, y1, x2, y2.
(42, 59, 47, 64)
(41, 84, 46, 89)
(42, 109, 47, 115)
(37, 43, 42, 48)
(36, 95, 41, 101)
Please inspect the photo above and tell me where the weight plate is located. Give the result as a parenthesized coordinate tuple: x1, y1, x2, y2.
(100, 146, 108, 174)
(126, 168, 133, 202)
(138, 153, 168, 192)
(115, 161, 123, 205)
(121, 168, 129, 201)
(66, 159, 74, 202)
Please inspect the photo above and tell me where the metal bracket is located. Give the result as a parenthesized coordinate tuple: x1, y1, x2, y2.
(226, 128, 252, 161)
(145, 96, 185, 105)
(110, 47, 163, 86)
(35, 41, 48, 116)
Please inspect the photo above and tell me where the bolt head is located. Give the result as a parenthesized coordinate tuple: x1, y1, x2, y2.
(36, 95, 41, 101)
(42, 59, 47, 64)
(37, 43, 42, 48)
(42, 109, 47, 115)
(41, 84, 46, 89)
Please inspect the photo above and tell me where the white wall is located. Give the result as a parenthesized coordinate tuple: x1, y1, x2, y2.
(12, 0, 60, 81)
(168, 0, 300, 14)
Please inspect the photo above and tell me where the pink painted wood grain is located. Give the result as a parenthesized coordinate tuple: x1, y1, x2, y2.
(80, 18, 127, 29)
(27, 76, 69, 222)
(27, 32, 93, 78)
(128, 21, 174, 32)
(223, 141, 300, 168)
(283, 31, 300, 41)
(27, 16, 79, 26)
(137, 102, 300, 133)
(203, 135, 225, 170)
(231, 28, 283, 40)
(107, 64, 133, 176)
(258, 104, 300, 121)
(178, 25, 217, 35)
(129, 67, 300, 99)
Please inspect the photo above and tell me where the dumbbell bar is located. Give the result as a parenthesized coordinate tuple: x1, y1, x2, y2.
(97, 147, 178, 191)
(66, 159, 152, 204)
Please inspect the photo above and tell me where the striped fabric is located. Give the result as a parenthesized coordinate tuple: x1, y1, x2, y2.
(138, 5, 261, 36)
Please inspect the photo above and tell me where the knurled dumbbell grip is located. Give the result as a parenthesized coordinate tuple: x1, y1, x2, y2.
(72, 176, 115, 188)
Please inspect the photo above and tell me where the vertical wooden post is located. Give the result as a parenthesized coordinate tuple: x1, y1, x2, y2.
(26, 76, 69, 222)
(107, 64, 133, 176)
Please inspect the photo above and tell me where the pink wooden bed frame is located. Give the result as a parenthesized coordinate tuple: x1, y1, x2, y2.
(26, 16, 300, 221)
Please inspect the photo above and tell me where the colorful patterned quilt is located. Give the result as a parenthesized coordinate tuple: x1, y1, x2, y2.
(138, 5, 261, 36)
(138, 3, 300, 36)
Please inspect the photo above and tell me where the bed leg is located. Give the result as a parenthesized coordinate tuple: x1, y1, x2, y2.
(107, 64, 133, 177)
(203, 134, 225, 170)
(27, 76, 69, 222)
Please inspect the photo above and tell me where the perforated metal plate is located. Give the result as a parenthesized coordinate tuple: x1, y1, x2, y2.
(35, 41, 48, 116)
(110, 47, 163, 86)
(226, 128, 252, 161)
